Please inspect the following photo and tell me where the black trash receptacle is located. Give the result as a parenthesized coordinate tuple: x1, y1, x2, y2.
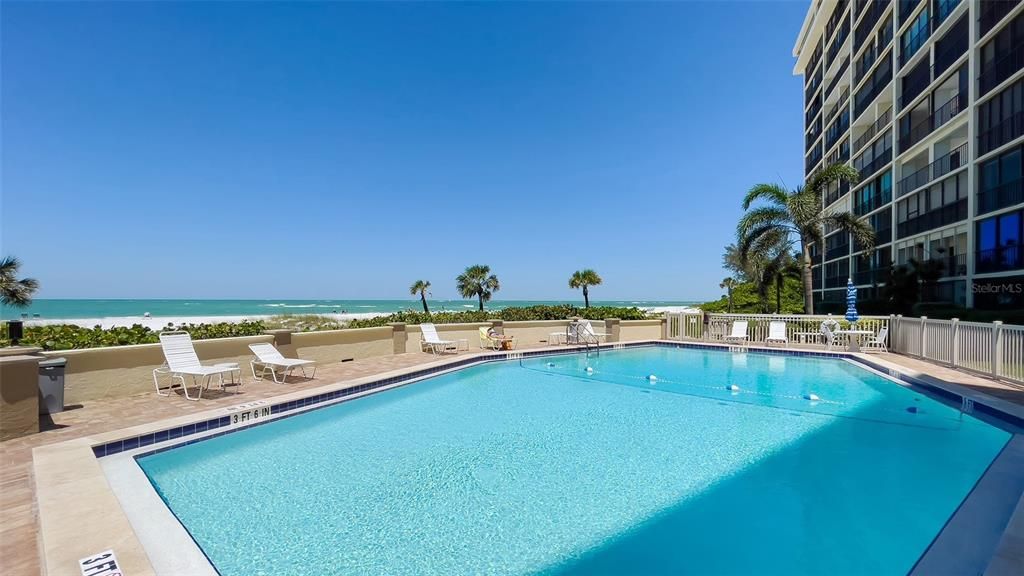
(38, 357, 67, 415)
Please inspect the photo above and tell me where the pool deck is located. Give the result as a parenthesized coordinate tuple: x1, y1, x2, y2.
(3, 341, 1024, 575)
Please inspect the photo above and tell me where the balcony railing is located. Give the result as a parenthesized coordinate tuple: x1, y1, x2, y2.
(825, 180, 851, 206)
(825, 87, 850, 124)
(899, 92, 965, 151)
(979, 41, 1024, 97)
(806, 146, 823, 174)
(806, 95, 823, 125)
(827, 19, 851, 65)
(897, 142, 967, 197)
(826, 110, 850, 150)
(855, 145, 893, 179)
(896, 198, 967, 238)
(855, 1, 888, 51)
(978, 110, 1024, 156)
(977, 245, 1024, 274)
(852, 106, 892, 152)
(825, 60, 850, 103)
(854, 55, 893, 119)
(927, 253, 968, 277)
(980, 0, 1023, 38)
(978, 177, 1024, 215)
(825, 274, 851, 289)
(826, 140, 851, 166)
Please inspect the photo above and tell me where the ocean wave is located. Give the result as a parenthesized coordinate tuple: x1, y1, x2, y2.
(261, 304, 319, 308)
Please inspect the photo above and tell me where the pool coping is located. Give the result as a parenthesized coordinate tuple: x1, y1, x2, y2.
(32, 339, 1024, 575)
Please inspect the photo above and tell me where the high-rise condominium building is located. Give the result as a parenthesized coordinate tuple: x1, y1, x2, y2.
(793, 0, 1024, 311)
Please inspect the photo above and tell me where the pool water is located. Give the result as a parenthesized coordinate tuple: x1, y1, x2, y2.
(138, 347, 1011, 575)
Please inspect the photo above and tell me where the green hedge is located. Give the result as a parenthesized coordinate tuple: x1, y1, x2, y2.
(346, 305, 650, 328)
(0, 305, 651, 351)
(0, 321, 268, 351)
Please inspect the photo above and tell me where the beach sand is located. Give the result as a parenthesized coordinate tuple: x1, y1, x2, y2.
(23, 313, 387, 330)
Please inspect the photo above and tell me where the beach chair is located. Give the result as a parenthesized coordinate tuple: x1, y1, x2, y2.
(765, 321, 788, 347)
(723, 321, 749, 346)
(479, 327, 515, 350)
(157, 331, 241, 401)
(249, 343, 316, 383)
(863, 327, 888, 353)
(420, 323, 457, 355)
(569, 320, 607, 344)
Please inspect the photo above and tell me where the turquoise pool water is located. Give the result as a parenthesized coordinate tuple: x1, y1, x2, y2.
(138, 347, 1011, 575)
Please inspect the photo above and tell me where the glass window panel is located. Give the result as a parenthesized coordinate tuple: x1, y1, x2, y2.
(977, 217, 998, 251)
(999, 212, 1021, 247)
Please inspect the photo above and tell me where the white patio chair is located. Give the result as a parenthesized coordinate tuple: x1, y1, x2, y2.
(158, 331, 240, 401)
(249, 343, 316, 383)
(579, 320, 608, 343)
(821, 324, 837, 350)
(420, 323, 457, 355)
(724, 321, 749, 346)
(863, 327, 888, 353)
(765, 321, 788, 347)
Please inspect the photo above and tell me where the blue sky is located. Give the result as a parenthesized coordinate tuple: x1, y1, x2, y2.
(2, 1, 809, 302)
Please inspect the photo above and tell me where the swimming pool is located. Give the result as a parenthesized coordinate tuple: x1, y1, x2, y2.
(137, 346, 1011, 575)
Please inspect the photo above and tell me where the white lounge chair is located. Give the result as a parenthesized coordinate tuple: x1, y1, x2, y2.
(479, 326, 515, 350)
(863, 327, 888, 353)
(571, 320, 608, 344)
(723, 321, 749, 346)
(157, 331, 241, 401)
(420, 323, 457, 355)
(249, 343, 316, 383)
(765, 321, 788, 347)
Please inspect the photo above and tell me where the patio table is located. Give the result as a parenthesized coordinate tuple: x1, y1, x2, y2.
(834, 329, 875, 353)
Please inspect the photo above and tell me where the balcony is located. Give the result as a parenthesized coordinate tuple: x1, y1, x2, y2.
(898, 0, 921, 23)
(980, 0, 1023, 38)
(825, 60, 850, 102)
(854, 266, 889, 285)
(933, 15, 969, 78)
(854, 185, 892, 216)
(978, 177, 1024, 216)
(855, 59, 893, 119)
(900, 60, 931, 110)
(825, 275, 850, 289)
(826, 139, 851, 166)
(927, 253, 968, 277)
(825, 179, 851, 206)
(977, 245, 1024, 273)
(852, 106, 892, 152)
(979, 41, 1024, 97)
(826, 110, 850, 150)
(855, 1, 888, 52)
(899, 92, 966, 152)
(806, 145, 823, 174)
(827, 19, 851, 65)
(855, 144, 893, 180)
(806, 94, 823, 125)
(897, 142, 967, 197)
(826, 239, 851, 262)
(933, 0, 963, 28)
(900, 19, 931, 69)
(978, 110, 1024, 156)
(896, 197, 967, 237)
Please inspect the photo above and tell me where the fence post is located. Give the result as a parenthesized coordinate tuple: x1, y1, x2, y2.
(951, 318, 960, 367)
(920, 316, 928, 358)
(661, 315, 669, 340)
(604, 318, 620, 342)
(992, 321, 1004, 378)
(888, 314, 896, 352)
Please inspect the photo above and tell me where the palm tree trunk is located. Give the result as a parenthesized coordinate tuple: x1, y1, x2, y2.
(727, 289, 733, 313)
(478, 293, 484, 311)
(583, 285, 590, 308)
(775, 274, 782, 313)
(801, 243, 814, 314)
(420, 293, 429, 314)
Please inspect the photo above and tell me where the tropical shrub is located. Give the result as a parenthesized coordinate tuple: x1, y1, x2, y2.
(346, 305, 650, 328)
(0, 320, 267, 351)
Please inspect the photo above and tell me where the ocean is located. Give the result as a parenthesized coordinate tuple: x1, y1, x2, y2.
(1, 299, 700, 321)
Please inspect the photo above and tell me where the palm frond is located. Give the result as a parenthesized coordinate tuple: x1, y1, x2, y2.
(806, 163, 860, 194)
(742, 183, 790, 210)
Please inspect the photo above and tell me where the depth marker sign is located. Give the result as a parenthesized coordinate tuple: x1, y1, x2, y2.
(80, 549, 122, 576)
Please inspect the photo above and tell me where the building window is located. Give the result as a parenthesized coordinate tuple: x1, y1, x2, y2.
(977, 76, 1024, 157)
(977, 210, 1024, 274)
(979, 11, 1024, 97)
(900, 7, 930, 68)
(896, 171, 967, 238)
(978, 144, 1024, 215)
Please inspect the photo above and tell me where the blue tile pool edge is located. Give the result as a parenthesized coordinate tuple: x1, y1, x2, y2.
(89, 340, 1024, 459)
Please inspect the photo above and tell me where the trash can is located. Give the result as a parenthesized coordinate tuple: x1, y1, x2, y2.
(38, 357, 66, 415)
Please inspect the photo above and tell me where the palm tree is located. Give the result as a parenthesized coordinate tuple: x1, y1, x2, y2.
(569, 269, 602, 308)
(0, 256, 39, 308)
(759, 251, 801, 313)
(409, 280, 431, 314)
(456, 265, 500, 311)
(719, 277, 736, 313)
(738, 163, 875, 315)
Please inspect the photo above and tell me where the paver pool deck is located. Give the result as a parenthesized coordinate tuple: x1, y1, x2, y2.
(2, 342, 1023, 575)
